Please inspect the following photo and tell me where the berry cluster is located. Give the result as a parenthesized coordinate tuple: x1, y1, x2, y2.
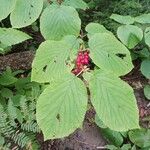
(72, 50, 90, 75)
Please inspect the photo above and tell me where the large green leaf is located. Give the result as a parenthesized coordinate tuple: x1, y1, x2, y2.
(89, 70, 139, 131)
(40, 5, 81, 40)
(62, 35, 82, 55)
(110, 14, 135, 25)
(145, 27, 150, 47)
(117, 25, 143, 49)
(0, 28, 31, 47)
(85, 23, 112, 38)
(36, 74, 87, 140)
(135, 13, 150, 24)
(89, 33, 133, 76)
(140, 59, 150, 79)
(129, 129, 150, 148)
(95, 116, 123, 147)
(101, 129, 124, 147)
(0, 0, 16, 21)
(63, 0, 88, 10)
(10, 0, 43, 28)
(31, 40, 74, 83)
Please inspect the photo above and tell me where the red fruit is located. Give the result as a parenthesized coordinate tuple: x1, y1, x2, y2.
(72, 50, 90, 75)
(84, 59, 89, 64)
(76, 58, 81, 63)
(78, 52, 82, 56)
(84, 52, 88, 55)
(72, 68, 82, 75)
(76, 62, 81, 67)
(78, 55, 83, 60)
(81, 60, 85, 63)
(84, 55, 89, 59)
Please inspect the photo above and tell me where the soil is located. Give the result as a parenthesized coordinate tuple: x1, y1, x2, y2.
(0, 52, 149, 150)
(37, 120, 106, 150)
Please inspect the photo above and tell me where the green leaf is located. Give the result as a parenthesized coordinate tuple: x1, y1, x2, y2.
(62, 35, 82, 55)
(121, 144, 132, 150)
(0, 47, 5, 54)
(131, 145, 136, 150)
(0, 28, 31, 47)
(10, 0, 43, 28)
(1, 88, 13, 98)
(95, 115, 107, 128)
(144, 85, 150, 100)
(110, 14, 135, 25)
(129, 129, 150, 148)
(117, 25, 143, 49)
(96, 116, 123, 147)
(102, 129, 123, 147)
(85, 23, 112, 38)
(0, 0, 16, 21)
(135, 13, 150, 24)
(0, 68, 18, 86)
(137, 48, 150, 58)
(89, 70, 139, 131)
(0, 137, 4, 147)
(0, 134, 4, 145)
(82, 72, 93, 83)
(89, 33, 133, 76)
(36, 75, 87, 140)
(40, 5, 81, 40)
(63, 0, 88, 10)
(31, 40, 73, 83)
(145, 27, 150, 47)
(7, 99, 17, 123)
(105, 145, 118, 150)
(140, 59, 150, 79)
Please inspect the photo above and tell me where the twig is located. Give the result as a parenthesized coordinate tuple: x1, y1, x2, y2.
(76, 68, 85, 77)
(97, 146, 107, 149)
(147, 102, 150, 107)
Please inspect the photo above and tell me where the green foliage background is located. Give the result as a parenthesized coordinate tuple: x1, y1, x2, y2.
(81, 0, 150, 32)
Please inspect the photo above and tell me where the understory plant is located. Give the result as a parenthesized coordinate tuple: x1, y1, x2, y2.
(110, 13, 150, 100)
(31, 1, 140, 140)
(0, 0, 150, 146)
(0, 69, 41, 149)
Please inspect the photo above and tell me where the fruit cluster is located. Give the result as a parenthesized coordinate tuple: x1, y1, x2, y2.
(72, 50, 90, 75)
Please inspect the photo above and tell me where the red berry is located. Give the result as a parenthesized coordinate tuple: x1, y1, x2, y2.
(84, 52, 88, 55)
(78, 52, 82, 56)
(84, 55, 89, 59)
(76, 58, 81, 63)
(72, 50, 90, 75)
(76, 62, 81, 67)
(78, 55, 83, 60)
(84, 59, 89, 64)
(81, 60, 85, 64)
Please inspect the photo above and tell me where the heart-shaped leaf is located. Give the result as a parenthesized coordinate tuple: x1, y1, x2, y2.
(10, 0, 43, 28)
(117, 25, 143, 49)
(89, 33, 133, 76)
(40, 5, 81, 40)
(89, 70, 139, 131)
(36, 74, 87, 140)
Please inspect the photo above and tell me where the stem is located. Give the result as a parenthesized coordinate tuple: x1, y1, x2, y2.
(76, 66, 89, 77)
(76, 68, 84, 77)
